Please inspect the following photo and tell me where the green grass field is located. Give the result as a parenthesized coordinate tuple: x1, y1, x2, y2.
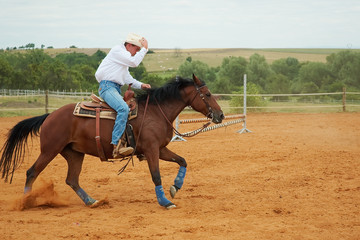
(44, 47, 360, 73)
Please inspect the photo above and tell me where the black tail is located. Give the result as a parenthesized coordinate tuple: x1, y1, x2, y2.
(0, 114, 49, 183)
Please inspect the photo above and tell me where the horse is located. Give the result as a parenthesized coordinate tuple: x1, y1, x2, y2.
(0, 74, 224, 209)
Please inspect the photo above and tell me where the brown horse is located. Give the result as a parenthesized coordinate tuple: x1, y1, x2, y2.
(0, 74, 224, 209)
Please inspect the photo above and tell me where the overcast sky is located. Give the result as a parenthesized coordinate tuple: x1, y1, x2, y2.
(1, 0, 359, 49)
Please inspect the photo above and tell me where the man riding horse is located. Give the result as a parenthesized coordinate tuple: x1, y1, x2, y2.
(95, 33, 151, 159)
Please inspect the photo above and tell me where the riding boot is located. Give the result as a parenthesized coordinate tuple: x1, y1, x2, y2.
(112, 135, 133, 158)
(113, 144, 133, 158)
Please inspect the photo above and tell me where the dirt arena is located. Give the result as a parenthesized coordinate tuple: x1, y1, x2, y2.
(0, 112, 359, 240)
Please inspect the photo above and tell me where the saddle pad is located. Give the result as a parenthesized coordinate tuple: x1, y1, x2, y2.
(73, 102, 138, 120)
(73, 102, 116, 120)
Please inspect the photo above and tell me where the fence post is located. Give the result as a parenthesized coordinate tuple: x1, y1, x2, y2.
(45, 90, 49, 114)
(342, 87, 346, 112)
(238, 74, 252, 134)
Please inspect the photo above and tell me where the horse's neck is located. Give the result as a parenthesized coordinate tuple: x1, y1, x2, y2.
(156, 100, 187, 122)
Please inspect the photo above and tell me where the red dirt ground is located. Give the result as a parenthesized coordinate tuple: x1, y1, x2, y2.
(0, 113, 359, 240)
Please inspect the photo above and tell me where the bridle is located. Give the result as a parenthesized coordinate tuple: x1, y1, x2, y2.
(188, 83, 213, 119)
(154, 83, 213, 138)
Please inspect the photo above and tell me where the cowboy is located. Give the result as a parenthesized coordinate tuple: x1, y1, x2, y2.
(95, 33, 151, 158)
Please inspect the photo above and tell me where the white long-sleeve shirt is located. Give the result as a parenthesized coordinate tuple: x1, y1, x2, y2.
(95, 43, 148, 89)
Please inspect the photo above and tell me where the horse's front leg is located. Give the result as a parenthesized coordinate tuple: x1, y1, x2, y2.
(159, 147, 187, 199)
(145, 148, 176, 209)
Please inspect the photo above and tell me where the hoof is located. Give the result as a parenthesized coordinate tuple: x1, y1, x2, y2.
(170, 185, 179, 199)
(165, 203, 176, 209)
(89, 199, 109, 208)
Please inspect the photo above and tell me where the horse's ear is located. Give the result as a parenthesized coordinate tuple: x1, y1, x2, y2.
(192, 74, 201, 86)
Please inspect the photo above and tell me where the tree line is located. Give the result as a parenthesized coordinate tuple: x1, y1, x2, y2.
(0, 49, 106, 91)
(177, 51, 360, 95)
(0, 48, 359, 95)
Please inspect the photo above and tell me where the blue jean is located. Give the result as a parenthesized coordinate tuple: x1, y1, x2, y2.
(98, 81, 129, 145)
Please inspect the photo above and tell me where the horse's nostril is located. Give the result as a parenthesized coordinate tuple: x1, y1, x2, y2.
(221, 114, 225, 120)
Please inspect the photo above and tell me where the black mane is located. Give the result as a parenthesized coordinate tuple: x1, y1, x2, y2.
(136, 76, 203, 104)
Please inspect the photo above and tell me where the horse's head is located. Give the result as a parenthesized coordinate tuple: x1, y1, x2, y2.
(186, 74, 224, 124)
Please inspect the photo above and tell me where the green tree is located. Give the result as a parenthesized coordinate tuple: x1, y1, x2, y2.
(25, 49, 53, 89)
(74, 64, 97, 91)
(327, 50, 360, 90)
(271, 57, 300, 81)
(217, 56, 247, 93)
(301, 82, 319, 93)
(91, 50, 107, 67)
(265, 73, 291, 100)
(0, 57, 13, 88)
(177, 60, 215, 83)
(25, 43, 35, 49)
(327, 81, 345, 93)
(212, 78, 232, 93)
(129, 62, 147, 81)
(297, 62, 334, 92)
(55, 52, 90, 67)
(230, 82, 264, 113)
(247, 53, 272, 91)
(48, 60, 70, 90)
(141, 74, 167, 88)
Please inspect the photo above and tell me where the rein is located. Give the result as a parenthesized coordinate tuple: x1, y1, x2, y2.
(117, 82, 213, 173)
(118, 94, 150, 175)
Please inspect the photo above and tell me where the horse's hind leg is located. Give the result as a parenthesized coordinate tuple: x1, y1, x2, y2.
(25, 152, 58, 193)
(159, 147, 187, 199)
(60, 146, 98, 207)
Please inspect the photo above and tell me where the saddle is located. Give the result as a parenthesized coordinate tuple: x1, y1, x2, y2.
(73, 85, 137, 161)
(74, 88, 137, 121)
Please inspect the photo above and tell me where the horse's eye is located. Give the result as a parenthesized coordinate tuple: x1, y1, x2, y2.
(206, 92, 211, 97)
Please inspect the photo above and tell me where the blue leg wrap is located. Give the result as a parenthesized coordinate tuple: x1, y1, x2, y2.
(174, 166, 187, 189)
(155, 185, 172, 207)
(76, 188, 96, 205)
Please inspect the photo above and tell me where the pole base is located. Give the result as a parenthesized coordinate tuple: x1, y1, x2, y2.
(171, 135, 187, 142)
(238, 128, 252, 134)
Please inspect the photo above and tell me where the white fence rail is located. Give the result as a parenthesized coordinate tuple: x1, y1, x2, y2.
(1, 88, 360, 114)
(215, 90, 360, 112)
(0, 89, 92, 98)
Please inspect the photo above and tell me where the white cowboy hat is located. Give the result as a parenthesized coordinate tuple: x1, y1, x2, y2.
(125, 33, 143, 48)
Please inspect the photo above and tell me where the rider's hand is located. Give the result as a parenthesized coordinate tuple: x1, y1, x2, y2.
(140, 37, 148, 50)
(141, 83, 151, 89)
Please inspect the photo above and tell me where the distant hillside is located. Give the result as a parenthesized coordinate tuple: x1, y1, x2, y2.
(44, 48, 359, 73)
